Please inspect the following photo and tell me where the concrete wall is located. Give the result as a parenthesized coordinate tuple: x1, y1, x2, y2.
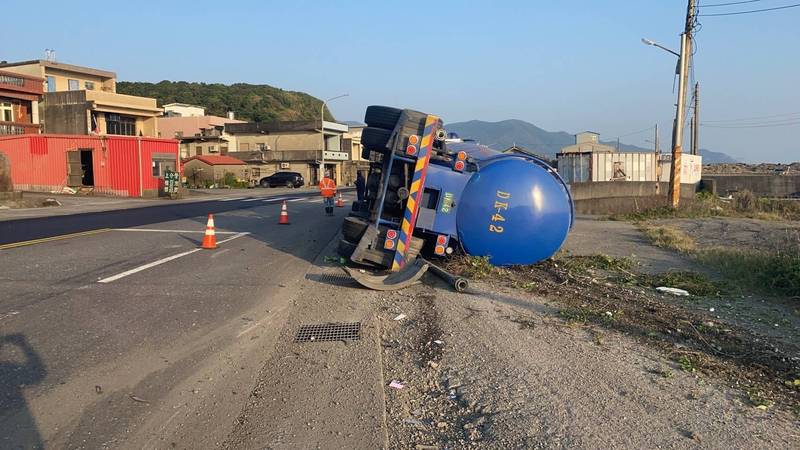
(570, 181, 697, 215)
(43, 103, 89, 134)
(701, 174, 800, 198)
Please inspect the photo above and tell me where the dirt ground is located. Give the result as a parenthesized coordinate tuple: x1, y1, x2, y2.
(661, 217, 800, 254)
(377, 217, 799, 448)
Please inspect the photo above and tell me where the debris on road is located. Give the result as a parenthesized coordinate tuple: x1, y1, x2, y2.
(388, 380, 405, 390)
(128, 394, 150, 404)
(656, 286, 691, 296)
(393, 313, 407, 321)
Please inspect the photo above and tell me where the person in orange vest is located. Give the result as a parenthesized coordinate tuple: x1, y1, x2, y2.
(319, 171, 337, 215)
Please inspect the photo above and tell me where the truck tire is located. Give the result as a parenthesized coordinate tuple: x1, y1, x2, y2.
(361, 127, 392, 152)
(364, 106, 402, 129)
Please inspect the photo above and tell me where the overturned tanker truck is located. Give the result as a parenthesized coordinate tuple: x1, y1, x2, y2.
(339, 106, 574, 290)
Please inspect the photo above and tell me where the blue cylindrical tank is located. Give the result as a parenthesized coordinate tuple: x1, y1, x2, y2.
(456, 155, 574, 266)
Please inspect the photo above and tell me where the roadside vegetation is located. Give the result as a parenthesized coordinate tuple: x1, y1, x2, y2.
(611, 190, 800, 222)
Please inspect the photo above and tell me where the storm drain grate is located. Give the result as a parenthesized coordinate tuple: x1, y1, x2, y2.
(307, 273, 356, 286)
(294, 322, 361, 343)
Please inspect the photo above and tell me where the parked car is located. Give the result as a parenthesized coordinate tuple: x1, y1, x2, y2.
(259, 171, 304, 188)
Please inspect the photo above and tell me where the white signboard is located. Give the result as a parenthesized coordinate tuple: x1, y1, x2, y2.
(323, 151, 349, 161)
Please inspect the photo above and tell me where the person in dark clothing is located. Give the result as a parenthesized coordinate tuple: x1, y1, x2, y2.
(355, 171, 366, 203)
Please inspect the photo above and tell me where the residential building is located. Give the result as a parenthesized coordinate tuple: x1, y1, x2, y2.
(163, 103, 206, 117)
(559, 131, 615, 154)
(0, 59, 161, 137)
(225, 120, 349, 185)
(182, 155, 248, 188)
(0, 69, 43, 135)
(0, 134, 179, 197)
(341, 124, 369, 186)
(158, 115, 244, 158)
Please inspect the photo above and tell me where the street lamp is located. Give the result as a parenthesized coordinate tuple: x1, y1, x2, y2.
(642, 35, 690, 208)
(320, 93, 349, 182)
(641, 38, 680, 58)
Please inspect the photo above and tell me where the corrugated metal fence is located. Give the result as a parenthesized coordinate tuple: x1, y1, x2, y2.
(0, 134, 179, 197)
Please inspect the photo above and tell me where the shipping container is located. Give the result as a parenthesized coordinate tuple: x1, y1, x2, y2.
(0, 134, 179, 197)
(557, 152, 701, 185)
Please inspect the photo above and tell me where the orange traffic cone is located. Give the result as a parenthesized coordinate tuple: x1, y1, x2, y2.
(201, 214, 217, 249)
(335, 192, 344, 207)
(279, 200, 290, 224)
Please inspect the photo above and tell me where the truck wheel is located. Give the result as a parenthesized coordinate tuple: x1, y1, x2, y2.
(364, 106, 402, 129)
(361, 127, 392, 152)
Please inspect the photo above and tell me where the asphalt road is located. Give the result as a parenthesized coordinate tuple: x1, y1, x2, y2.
(0, 192, 353, 448)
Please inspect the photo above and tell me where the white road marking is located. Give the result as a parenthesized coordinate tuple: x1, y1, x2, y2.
(287, 198, 304, 202)
(210, 248, 231, 258)
(220, 197, 246, 202)
(97, 233, 250, 283)
(112, 228, 239, 234)
(262, 196, 288, 202)
(308, 199, 323, 203)
(242, 198, 263, 202)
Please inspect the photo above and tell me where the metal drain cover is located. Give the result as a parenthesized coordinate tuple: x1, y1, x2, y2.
(307, 273, 356, 286)
(295, 322, 361, 343)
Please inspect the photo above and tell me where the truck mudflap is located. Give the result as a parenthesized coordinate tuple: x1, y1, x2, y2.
(343, 258, 429, 291)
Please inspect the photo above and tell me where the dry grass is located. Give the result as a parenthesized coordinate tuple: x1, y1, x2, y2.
(640, 225, 696, 253)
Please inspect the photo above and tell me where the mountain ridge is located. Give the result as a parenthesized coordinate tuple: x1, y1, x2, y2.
(446, 119, 738, 163)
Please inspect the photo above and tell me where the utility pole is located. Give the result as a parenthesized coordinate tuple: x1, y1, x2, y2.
(654, 123, 661, 194)
(668, 0, 696, 208)
(692, 82, 700, 156)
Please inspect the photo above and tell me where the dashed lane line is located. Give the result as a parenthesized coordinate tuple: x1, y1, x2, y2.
(96, 232, 250, 284)
(219, 197, 247, 202)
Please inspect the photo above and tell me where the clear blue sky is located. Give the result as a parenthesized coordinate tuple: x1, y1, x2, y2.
(4, 0, 799, 162)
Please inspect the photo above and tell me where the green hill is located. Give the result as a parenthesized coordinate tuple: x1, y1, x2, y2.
(116, 80, 333, 122)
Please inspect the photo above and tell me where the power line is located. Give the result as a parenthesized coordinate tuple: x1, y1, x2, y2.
(614, 125, 655, 139)
(701, 120, 800, 128)
(700, 0, 761, 7)
(702, 111, 800, 123)
(698, 2, 800, 16)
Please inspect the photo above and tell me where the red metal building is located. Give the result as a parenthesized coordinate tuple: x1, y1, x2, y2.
(0, 134, 180, 197)
(0, 69, 43, 135)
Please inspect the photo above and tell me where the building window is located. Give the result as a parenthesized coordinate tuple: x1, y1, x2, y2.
(46, 76, 56, 92)
(85, 81, 95, 90)
(0, 101, 12, 122)
(220, 146, 228, 155)
(68, 79, 79, 91)
(257, 143, 267, 151)
(195, 146, 202, 156)
(106, 113, 136, 136)
(152, 159, 176, 177)
(208, 145, 216, 153)
(240, 143, 250, 151)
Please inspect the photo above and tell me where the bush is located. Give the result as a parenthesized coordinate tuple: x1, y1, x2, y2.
(698, 249, 800, 298)
(733, 189, 757, 212)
